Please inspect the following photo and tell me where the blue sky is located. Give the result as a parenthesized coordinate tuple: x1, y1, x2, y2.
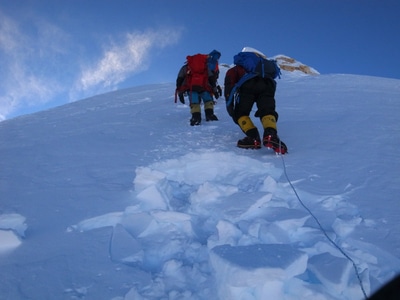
(1, 0, 399, 120)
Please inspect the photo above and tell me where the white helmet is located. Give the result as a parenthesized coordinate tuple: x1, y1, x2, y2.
(241, 46, 267, 58)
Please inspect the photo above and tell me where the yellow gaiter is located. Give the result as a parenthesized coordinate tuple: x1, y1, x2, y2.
(261, 115, 277, 130)
(190, 103, 201, 114)
(204, 101, 214, 110)
(238, 116, 256, 133)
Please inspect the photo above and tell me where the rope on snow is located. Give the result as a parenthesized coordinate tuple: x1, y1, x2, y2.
(279, 154, 368, 299)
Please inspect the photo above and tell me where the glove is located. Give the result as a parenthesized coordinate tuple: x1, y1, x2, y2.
(213, 87, 220, 99)
(178, 92, 185, 104)
(217, 85, 222, 97)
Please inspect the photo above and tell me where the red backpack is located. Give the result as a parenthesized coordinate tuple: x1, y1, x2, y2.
(175, 53, 213, 103)
(181, 54, 211, 93)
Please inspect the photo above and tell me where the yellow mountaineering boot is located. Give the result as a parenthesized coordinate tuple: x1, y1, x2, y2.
(204, 101, 218, 121)
(237, 116, 261, 149)
(190, 104, 201, 126)
(261, 115, 288, 154)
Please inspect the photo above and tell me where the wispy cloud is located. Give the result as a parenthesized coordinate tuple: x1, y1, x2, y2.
(74, 28, 181, 98)
(0, 7, 182, 121)
(0, 13, 20, 52)
(0, 61, 60, 119)
(0, 11, 69, 120)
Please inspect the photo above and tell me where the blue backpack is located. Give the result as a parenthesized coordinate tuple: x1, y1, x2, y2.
(207, 50, 221, 74)
(227, 52, 281, 106)
(233, 51, 280, 80)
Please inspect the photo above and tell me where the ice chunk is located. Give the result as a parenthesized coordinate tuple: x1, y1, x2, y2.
(210, 244, 308, 298)
(308, 252, 365, 298)
(332, 216, 362, 238)
(208, 220, 243, 248)
(0, 230, 22, 253)
(0, 213, 27, 237)
(72, 212, 123, 231)
(136, 184, 168, 210)
(110, 224, 143, 264)
(120, 212, 153, 237)
(133, 167, 166, 192)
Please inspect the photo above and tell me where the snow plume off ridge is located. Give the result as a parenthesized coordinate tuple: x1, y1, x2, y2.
(1, 74, 400, 299)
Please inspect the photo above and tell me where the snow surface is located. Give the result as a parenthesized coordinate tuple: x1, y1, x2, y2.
(0, 69, 400, 299)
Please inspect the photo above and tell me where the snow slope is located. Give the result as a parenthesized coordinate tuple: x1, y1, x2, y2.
(0, 71, 400, 299)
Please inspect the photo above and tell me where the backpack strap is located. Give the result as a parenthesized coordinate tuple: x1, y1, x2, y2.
(226, 53, 281, 107)
(226, 72, 258, 107)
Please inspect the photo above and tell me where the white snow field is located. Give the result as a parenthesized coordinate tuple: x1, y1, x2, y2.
(1, 68, 400, 299)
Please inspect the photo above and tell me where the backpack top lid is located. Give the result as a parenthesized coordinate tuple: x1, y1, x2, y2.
(186, 53, 208, 70)
(233, 47, 280, 80)
(209, 49, 221, 60)
(208, 50, 221, 73)
(241, 46, 267, 59)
